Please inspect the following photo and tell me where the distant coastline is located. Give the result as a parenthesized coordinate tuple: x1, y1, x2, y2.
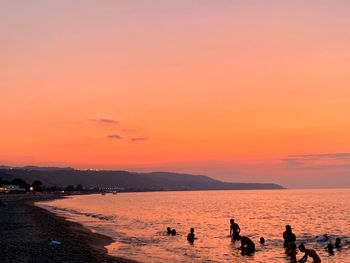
(0, 165, 284, 192)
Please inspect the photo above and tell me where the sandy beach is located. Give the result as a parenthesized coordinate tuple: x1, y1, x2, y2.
(0, 194, 138, 263)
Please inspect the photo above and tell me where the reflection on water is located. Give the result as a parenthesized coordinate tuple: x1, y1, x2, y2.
(37, 189, 350, 263)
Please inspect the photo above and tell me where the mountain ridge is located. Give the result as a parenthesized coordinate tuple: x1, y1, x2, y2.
(0, 165, 285, 191)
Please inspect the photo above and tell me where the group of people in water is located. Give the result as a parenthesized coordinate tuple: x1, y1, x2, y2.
(166, 219, 343, 262)
(283, 225, 342, 263)
(166, 227, 176, 236)
(167, 226, 197, 242)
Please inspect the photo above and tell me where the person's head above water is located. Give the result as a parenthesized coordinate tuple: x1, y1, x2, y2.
(335, 237, 341, 245)
(286, 225, 292, 233)
(298, 243, 305, 252)
(230, 219, 234, 224)
(190, 228, 194, 233)
(260, 237, 265, 244)
(167, 227, 171, 234)
(171, 229, 176, 235)
(327, 242, 334, 252)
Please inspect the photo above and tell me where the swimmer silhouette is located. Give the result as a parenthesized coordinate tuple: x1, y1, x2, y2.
(240, 236, 255, 255)
(298, 243, 321, 263)
(283, 225, 296, 247)
(260, 237, 265, 244)
(167, 227, 171, 235)
(326, 242, 334, 254)
(187, 228, 196, 243)
(230, 219, 241, 241)
(335, 238, 342, 248)
(171, 229, 176, 236)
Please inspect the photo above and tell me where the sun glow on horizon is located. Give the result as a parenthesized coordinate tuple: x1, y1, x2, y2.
(1, 1, 350, 188)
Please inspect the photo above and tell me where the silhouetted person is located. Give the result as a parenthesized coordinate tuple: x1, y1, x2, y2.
(187, 228, 196, 243)
(171, 229, 176, 236)
(298, 243, 321, 263)
(260, 237, 265, 244)
(283, 225, 296, 247)
(335, 238, 341, 248)
(167, 227, 171, 235)
(326, 242, 334, 254)
(240, 236, 255, 255)
(230, 219, 241, 241)
(288, 243, 297, 263)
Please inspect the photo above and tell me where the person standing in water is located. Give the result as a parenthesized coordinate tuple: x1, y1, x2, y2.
(298, 243, 321, 263)
(187, 228, 196, 243)
(283, 225, 296, 247)
(288, 243, 297, 263)
(230, 219, 241, 241)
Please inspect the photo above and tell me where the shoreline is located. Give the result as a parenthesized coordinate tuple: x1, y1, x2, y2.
(0, 194, 138, 263)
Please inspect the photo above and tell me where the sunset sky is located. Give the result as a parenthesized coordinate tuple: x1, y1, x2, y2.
(1, 1, 350, 188)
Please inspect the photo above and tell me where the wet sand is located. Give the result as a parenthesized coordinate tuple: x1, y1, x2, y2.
(0, 194, 138, 263)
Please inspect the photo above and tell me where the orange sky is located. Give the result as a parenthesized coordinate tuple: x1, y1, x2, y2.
(1, 1, 350, 188)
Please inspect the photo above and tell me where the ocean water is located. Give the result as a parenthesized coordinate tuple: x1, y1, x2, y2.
(37, 189, 350, 263)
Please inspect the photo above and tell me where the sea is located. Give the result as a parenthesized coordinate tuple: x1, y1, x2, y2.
(37, 189, 350, 263)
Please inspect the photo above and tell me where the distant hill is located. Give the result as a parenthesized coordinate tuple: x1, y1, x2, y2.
(0, 165, 74, 171)
(0, 166, 284, 191)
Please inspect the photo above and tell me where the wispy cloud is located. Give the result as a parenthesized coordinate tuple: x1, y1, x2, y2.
(281, 153, 350, 169)
(302, 163, 350, 170)
(130, 137, 147, 142)
(280, 158, 303, 167)
(107, 134, 121, 139)
(287, 153, 350, 160)
(90, 118, 118, 124)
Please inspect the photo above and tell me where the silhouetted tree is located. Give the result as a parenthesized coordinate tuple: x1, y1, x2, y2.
(0, 173, 10, 186)
(76, 184, 83, 191)
(0, 177, 10, 186)
(46, 186, 59, 191)
(11, 178, 29, 191)
(32, 180, 43, 191)
(66, 185, 75, 191)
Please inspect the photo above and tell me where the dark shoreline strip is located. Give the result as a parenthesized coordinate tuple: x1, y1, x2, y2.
(0, 194, 139, 263)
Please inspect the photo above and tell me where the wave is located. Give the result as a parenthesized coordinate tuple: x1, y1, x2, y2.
(39, 204, 115, 221)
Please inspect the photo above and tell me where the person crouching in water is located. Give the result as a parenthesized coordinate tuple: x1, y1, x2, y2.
(187, 228, 196, 243)
(230, 219, 241, 241)
(240, 236, 255, 255)
(298, 243, 321, 263)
